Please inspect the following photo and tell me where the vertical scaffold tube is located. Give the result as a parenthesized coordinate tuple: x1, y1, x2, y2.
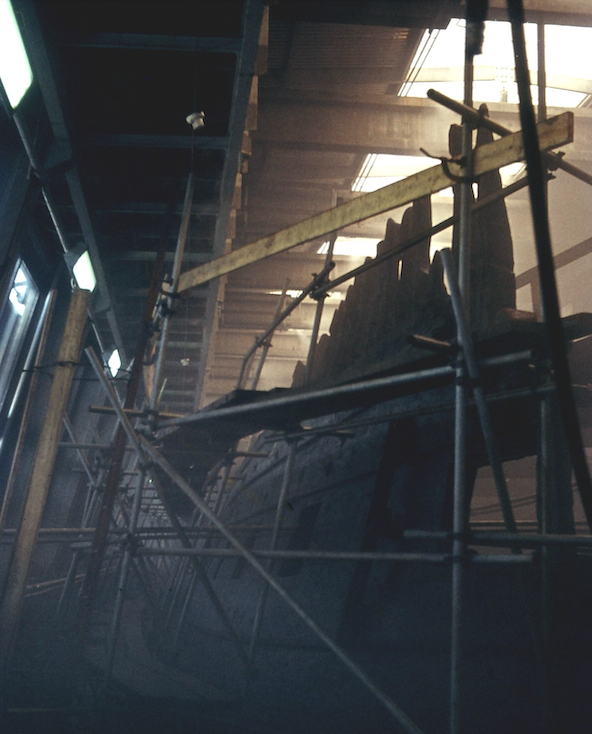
(508, 0, 592, 531)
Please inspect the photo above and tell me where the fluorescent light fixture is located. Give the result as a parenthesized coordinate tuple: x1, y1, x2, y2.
(270, 287, 346, 302)
(352, 153, 436, 194)
(267, 289, 304, 299)
(107, 349, 122, 377)
(0, 0, 33, 109)
(72, 250, 97, 292)
(353, 154, 525, 200)
(319, 236, 378, 257)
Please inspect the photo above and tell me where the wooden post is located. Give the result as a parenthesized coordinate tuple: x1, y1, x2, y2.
(0, 287, 90, 671)
(0, 290, 57, 543)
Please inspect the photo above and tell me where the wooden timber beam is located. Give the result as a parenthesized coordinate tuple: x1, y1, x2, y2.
(178, 111, 574, 292)
(0, 288, 90, 671)
(62, 32, 242, 54)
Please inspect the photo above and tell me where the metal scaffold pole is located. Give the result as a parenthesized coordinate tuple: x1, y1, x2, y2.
(149, 173, 195, 415)
(305, 231, 336, 385)
(105, 464, 148, 679)
(138, 547, 534, 564)
(85, 347, 253, 674)
(508, 0, 592, 532)
(249, 279, 289, 390)
(440, 249, 518, 535)
(248, 439, 298, 661)
(138, 435, 427, 734)
(76, 179, 183, 650)
(450, 6, 480, 730)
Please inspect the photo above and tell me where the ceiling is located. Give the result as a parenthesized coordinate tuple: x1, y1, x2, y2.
(5, 1, 592, 731)
(11, 0, 592, 415)
(7, 0, 462, 418)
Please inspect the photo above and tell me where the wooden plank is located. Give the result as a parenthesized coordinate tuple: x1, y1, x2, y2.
(0, 291, 58, 544)
(178, 111, 574, 292)
(0, 288, 90, 670)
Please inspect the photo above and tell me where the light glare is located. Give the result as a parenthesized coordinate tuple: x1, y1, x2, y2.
(352, 153, 436, 193)
(400, 18, 592, 109)
(0, 0, 33, 108)
(319, 237, 377, 257)
(107, 349, 121, 377)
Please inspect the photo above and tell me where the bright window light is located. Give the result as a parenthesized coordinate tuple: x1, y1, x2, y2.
(0, 260, 38, 414)
(399, 27, 443, 97)
(0, 0, 33, 109)
(9, 266, 29, 316)
(72, 250, 97, 292)
(318, 236, 378, 257)
(107, 349, 121, 377)
(400, 18, 592, 108)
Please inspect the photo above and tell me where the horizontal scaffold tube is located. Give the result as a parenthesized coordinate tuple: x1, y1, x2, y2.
(136, 547, 534, 564)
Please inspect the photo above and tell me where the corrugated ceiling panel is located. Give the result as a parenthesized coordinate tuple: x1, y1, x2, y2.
(290, 22, 411, 69)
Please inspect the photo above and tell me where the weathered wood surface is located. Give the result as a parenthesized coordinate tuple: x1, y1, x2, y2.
(307, 194, 443, 386)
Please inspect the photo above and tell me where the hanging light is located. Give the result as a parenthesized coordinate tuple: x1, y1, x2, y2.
(0, 0, 34, 109)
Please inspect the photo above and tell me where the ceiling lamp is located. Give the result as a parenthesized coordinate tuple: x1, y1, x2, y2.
(0, 0, 33, 109)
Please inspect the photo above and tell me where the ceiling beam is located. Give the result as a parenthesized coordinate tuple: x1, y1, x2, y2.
(253, 94, 592, 156)
(91, 202, 220, 216)
(178, 111, 574, 291)
(254, 97, 457, 155)
(271, 0, 459, 29)
(79, 133, 229, 150)
(107, 251, 212, 263)
(195, 0, 266, 410)
(61, 32, 241, 54)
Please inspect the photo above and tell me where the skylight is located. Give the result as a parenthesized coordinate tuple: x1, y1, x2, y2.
(400, 19, 592, 108)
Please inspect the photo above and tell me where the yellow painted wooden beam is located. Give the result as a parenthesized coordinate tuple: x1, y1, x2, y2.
(178, 111, 573, 293)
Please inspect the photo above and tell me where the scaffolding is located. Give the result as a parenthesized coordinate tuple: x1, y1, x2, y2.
(3, 7, 592, 733)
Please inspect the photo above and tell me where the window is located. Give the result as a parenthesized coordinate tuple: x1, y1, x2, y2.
(0, 260, 39, 412)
